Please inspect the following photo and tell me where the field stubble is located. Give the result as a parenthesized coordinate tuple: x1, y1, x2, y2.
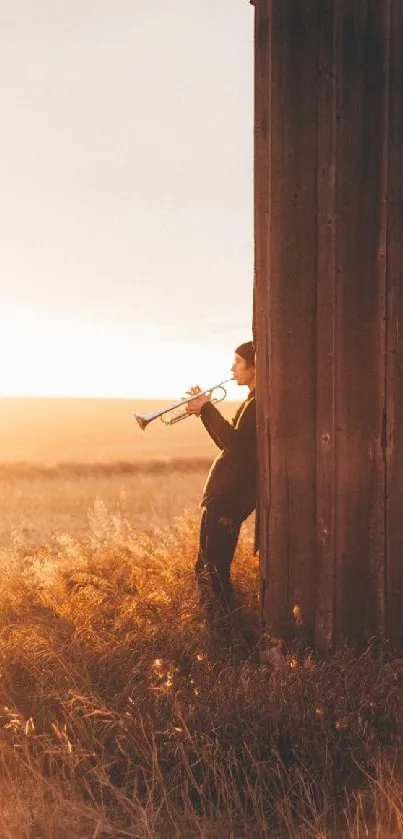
(0, 399, 402, 838)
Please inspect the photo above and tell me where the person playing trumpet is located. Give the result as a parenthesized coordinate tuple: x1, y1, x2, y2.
(185, 341, 256, 610)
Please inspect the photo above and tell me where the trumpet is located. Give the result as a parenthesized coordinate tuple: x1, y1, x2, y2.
(133, 378, 233, 431)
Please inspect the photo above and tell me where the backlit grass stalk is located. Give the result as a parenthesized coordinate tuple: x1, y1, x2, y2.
(0, 504, 401, 837)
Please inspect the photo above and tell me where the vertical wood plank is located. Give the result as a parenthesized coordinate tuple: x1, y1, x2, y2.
(377, 0, 391, 641)
(258, 0, 289, 639)
(386, 0, 403, 646)
(253, 0, 273, 624)
(334, 0, 387, 645)
(262, 0, 319, 644)
(315, 0, 337, 653)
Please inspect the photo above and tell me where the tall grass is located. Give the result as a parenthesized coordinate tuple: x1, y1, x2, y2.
(0, 500, 402, 838)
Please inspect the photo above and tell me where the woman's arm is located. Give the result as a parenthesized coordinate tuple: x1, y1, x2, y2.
(200, 397, 256, 452)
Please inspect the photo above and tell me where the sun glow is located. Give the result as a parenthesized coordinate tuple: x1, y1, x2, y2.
(0, 308, 242, 400)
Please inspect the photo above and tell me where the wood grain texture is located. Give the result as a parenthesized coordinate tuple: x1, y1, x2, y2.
(253, 0, 272, 621)
(315, 0, 337, 653)
(333, 0, 387, 645)
(253, 0, 402, 648)
(386, 0, 403, 646)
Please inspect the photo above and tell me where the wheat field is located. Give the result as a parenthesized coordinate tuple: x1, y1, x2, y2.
(0, 396, 255, 551)
(0, 398, 402, 839)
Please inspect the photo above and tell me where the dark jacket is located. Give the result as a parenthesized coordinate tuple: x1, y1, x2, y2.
(199, 389, 256, 524)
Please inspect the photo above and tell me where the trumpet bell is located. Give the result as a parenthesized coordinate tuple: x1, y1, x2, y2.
(132, 377, 233, 431)
(133, 404, 187, 429)
(133, 412, 150, 431)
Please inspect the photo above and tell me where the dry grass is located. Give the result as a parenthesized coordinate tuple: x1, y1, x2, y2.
(0, 462, 211, 551)
(0, 395, 235, 552)
(0, 399, 402, 838)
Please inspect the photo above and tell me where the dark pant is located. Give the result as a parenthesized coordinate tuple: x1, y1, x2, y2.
(195, 506, 241, 606)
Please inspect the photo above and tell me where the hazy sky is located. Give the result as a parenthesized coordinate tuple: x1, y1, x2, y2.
(1, 0, 254, 397)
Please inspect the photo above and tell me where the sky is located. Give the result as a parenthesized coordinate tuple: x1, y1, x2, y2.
(0, 0, 254, 398)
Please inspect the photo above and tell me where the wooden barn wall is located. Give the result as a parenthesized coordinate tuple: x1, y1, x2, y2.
(386, 2, 403, 646)
(252, 0, 403, 650)
(254, 0, 319, 645)
(315, 0, 337, 651)
(333, 0, 388, 645)
(253, 0, 272, 619)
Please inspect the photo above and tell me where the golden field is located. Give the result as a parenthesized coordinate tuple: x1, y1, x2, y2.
(0, 397, 239, 465)
(0, 398, 402, 838)
(0, 397, 254, 552)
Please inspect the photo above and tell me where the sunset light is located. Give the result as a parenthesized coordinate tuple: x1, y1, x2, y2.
(0, 0, 253, 401)
(0, 306, 246, 400)
(1, 0, 403, 835)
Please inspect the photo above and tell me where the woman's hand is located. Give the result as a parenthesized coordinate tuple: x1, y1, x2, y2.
(185, 385, 210, 416)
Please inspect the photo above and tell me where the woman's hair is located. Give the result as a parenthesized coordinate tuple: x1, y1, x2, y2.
(235, 341, 255, 366)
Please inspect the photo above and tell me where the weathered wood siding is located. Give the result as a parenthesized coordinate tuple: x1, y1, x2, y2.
(252, 0, 403, 650)
(386, 1, 403, 645)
